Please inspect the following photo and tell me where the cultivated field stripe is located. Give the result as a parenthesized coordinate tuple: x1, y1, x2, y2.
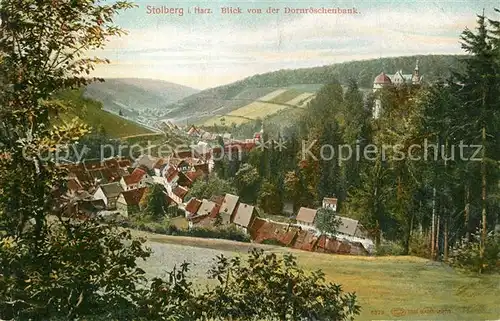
(258, 89, 288, 101)
(285, 92, 315, 106)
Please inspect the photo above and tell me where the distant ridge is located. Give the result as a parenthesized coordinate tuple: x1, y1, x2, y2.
(163, 54, 466, 124)
(84, 78, 199, 117)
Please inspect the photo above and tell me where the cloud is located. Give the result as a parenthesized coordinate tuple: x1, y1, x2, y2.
(91, 6, 478, 88)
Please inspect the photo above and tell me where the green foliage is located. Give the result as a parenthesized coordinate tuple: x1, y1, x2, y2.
(449, 232, 500, 273)
(234, 163, 260, 203)
(374, 241, 405, 256)
(257, 179, 283, 214)
(0, 222, 150, 320)
(184, 225, 251, 243)
(142, 183, 170, 220)
(315, 207, 342, 235)
(140, 249, 361, 321)
(186, 173, 237, 200)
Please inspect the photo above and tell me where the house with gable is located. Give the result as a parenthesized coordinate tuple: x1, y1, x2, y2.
(183, 198, 202, 218)
(120, 168, 153, 191)
(232, 203, 257, 234)
(188, 199, 220, 229)
(93, 182, 124, 209)
(133, 154, 158, 171)
(322, 197, 338, 212)
(116, 187, 147, 217)
(295, 207, 318, 229)
(219, 193, 240, 225)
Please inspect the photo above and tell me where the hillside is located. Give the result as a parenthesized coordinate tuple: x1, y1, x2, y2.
(83, 78, 199, 120)
(54, 89, 154, 138)
(165, 55, 465, 125)
(135, 231, 500, 321)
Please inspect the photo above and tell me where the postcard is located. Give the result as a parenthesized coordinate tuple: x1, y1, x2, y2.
(1, 0, 500, 320)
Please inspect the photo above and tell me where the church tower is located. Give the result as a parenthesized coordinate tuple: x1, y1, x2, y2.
(412, 59, 421, 84)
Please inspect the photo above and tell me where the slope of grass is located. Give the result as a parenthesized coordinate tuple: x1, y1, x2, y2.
(54, 89, 153, 138)
(266, 89, 302, 104)
(167, 55, 464, 124)
(134, 231, 500, 321)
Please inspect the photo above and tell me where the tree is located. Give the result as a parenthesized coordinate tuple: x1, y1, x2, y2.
(0, 0, 362, 319)
(186, 173, 237, 200)
(257, 179, 282, 214)
(315, 207, 342, 235)
(234, 163, 260, 203)
(142, 184, 170, 220)
(455, 12, 500, 270)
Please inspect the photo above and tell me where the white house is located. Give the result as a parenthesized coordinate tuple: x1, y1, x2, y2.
(322, 197, 338, 212)
(92, 182, 123, 209)
(295, 207, 318, 229)
(119, 168, 152, 191)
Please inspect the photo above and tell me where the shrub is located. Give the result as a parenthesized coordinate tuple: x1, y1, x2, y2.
(261, 238, 287, 246)
(448, 232, 500, 273)
(184, 225, 251, 243)
(375, 241, 405, 256)
(139, 249, 361, 321)
(409, 233, 431, 259)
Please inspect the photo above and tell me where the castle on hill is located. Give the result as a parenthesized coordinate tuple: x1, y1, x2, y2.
(372, 60, 423, 119)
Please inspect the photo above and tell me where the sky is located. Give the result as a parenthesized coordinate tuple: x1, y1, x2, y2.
(91, 0, 500, 89)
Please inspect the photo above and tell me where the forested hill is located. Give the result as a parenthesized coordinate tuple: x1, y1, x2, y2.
(164, 54, 465, 122)
(226, 54, 465, 90)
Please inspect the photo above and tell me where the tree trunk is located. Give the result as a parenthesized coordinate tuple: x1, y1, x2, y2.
(444, 217, 449, 262)
(480, 125, 487, 273)
(465, 184, 470, 241)
(431, 192, 435, 258)
(435, 215, 440, 260)
(375, 219, 381, 248)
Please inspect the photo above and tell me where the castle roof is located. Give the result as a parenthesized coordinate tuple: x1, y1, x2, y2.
(374, 72, 392, 84)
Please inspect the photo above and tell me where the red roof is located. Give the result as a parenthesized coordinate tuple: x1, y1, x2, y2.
(153, 158, 168, 170)
(118, 159, 132, 168)
(173, 185, 189, 200)
(123, 168, 147, 185)
(323, 197, 338, 205)
(185, 198, 202, 215)
(120, 187, 147, 206)
(186, 170, 205, 183)
(165, 167, 179, 183)
(374, 72, 392, 84)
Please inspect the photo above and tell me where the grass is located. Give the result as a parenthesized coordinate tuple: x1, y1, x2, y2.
(266, 89, 302, 104)
(54, 89, 153, 138)
(133, 231, 500, 321)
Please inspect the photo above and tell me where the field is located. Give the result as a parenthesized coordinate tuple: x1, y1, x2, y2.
(134, 231, 500, 321)
(202, 88, 317, 126)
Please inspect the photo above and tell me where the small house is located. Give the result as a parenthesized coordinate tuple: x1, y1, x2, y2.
(220, 193, 240, 225)
(93, 182, 124, 209)
(296, 207, 318, 229)
(232, 203, 257, 234)
(116, 187, 147, 217)
(322, 197, 338, 212)
(120, 168, 152, 191)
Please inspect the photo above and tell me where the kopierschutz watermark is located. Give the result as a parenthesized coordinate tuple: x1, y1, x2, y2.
(21, 138, 483, 165)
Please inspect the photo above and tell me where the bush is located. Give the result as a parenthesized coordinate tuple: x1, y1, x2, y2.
(184, 225, 251, 243)
(409, 233, 431, 259)
(140, 249, 361, 320)
(261, 238, 287, 246)
(124, 216, 251, 243)
(375, 241, 405, 256)
(448, 232, 500, 273)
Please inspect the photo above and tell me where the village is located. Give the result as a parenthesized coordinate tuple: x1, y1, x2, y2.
(58, 124, 374, 256)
